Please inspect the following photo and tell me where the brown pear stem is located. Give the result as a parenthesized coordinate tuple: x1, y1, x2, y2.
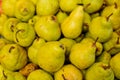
(9, 46, 15, 53)
(114, 2, 118, 9)
(116, 37, 120, 44)
(106, 13, 113, 21)
(92, 37, 99, 47)
(62, 74, 67, 80)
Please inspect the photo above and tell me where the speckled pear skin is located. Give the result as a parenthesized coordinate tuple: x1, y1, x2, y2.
(54, 64, 83, 80)
(15, 0, 35, 21)
(37, 41, 66, 73)
(0, 44, 27, 71)
(27, 69, 53, 80)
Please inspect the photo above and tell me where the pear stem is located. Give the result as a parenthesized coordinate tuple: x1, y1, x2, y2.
(92, 37, 99, 47)
(116, 37, 120, 44)
(62, 74, 67, 80)
(114, 2, 118, 9)
(106, 13, 113, 21)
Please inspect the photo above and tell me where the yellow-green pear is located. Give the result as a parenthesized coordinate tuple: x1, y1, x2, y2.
(69, 38, 96, 69)
(37, 41, 66, 73)
(61, 6, 84, 39)
(28, 37, 46, 64)
(110, 52, 120, 79)
(0, 44, 27, 71)
(27, 69, 53, 80)
(54, 64, 83, 80)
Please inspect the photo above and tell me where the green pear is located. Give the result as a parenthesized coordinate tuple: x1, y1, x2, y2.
(0, 44, 27, 71)
(59, 38, 76, 57)
(91, 12, 100, 19)
(0, 14, 8, 35)
(37, 41, 66, 73)
(54, 64, 83, 80)
(101, 4, 120, 30)
(95, 41, 103, 56)
(83, 12, 91, 32)
(35, 15, 61, 41)
(2, 18, 20, 42)
(28, 15, 40, 26)
(15, 0, 35, 22)
(59, 0, 80, 12)
(89, 16, 113, 42)
(13, 22, 36, 47)
(83, 0, 104, 13)
(2, 0, 17, 17)
(85, 62, 114, 80)
(61, 6, 84, 39)
(27, 69, 53, 80)
(36, 0, 59, 16)
(96, 51, 111, 64)
(110, 52, 120, 79)
(103, 32, 120, 55)
(69, 38, 96, 69)
(28, 37, 46, 64)
(56, 10, 68, 24)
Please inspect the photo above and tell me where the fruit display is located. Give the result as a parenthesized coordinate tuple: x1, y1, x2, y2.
(1, 0, 120, 80)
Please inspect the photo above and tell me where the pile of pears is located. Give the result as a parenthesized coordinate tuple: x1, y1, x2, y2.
(1, 0, 120, 80)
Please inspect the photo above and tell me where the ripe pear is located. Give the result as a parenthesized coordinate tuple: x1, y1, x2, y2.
(15, 0, 35, 22)
(96, 51, 111, 64)
(110, 52, 120, 79)
(0, 14, 8, 35)
(0, 44, 27, 71)
(13, 22, 36, 47)
(85, 62, 114, 80)
(36, 0, 59, 16)
(35, 15, 61, 41)
(56, 10, 68, 24)
(101, 3, 120, 30)
(27, 69, 53, 80)
(2, 0, 17, 17)
(59, 38, 76, 57)
(89, 16, 113, 42)
(69, 38, 96, 69)
(2, 18, 20, 42)
(61, 6, 84, 39)
(37, 41, 66, 73)
(28, 37, 46, 64)
(54, 64, 83, 80)
(103, 32, 120, 55)
(83, 0, 104, 13)
(59, 0, 80, 12)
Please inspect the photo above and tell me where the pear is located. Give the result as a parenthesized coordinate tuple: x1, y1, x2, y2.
(101, 3, 120, 30)
(59, 0, 81, 12)
(28, 37, 46, 64)
(0, 44, 27, 71)
(96, 51, 111, 64)
(27, 69, 53, 80)
(89, 16, 113, 43)
(85, 62, 114, 80)
(37, 41, 66, 73)
(110, 52, 120, 79)
(54, 64, 83, 80)
(56, 10, 68, 24)
(91, 12, 100, 19)
(61, 6, 84, 39)
(36, 0, 59, 16)
(0, 14, 8, 35)
(15, 0, 35, 22)
(69, 38, 96, 69)
(83, 0, 104, 13)
(13, 22, 36, 47)
(28, 15, 40, 26)
(103, 32, 120, 55)
(2, 0, 17, 17)
(83, 12, 91, 32)
(59, 38, 76, 57)
(2, 18, 20, 42)
(74, 34, 85, 43)
(35, 15, 61, 41)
